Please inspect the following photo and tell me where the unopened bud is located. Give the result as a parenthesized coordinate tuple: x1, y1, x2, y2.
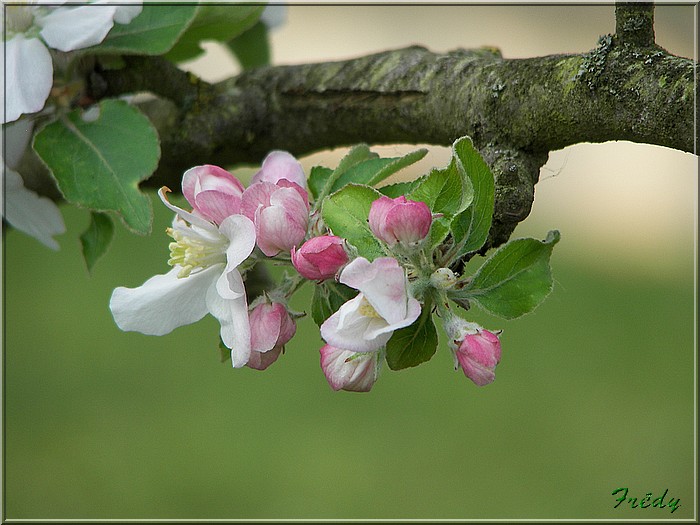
(430, 267, 457, 289)
(319, 344, 379, 392)
(368, 195, 432, 246)
(291, 235, 349, 280)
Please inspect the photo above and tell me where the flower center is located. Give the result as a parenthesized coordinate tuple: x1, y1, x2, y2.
(166, 227, 227, 278)
(358, 297, 383, 319)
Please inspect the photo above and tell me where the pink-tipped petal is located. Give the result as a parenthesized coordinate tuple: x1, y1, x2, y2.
(292, 235, 349, 280)
(276, 178, 310, 208)
(247, 346, 283, 371)
(369, 195, 432, 246)
(384, 200, 432, 243)
(252, 150, 306, 189)
(158, 187, 215, 231)
(182, 165, 245, 224)
(240, 181, 276, 221)
(368, 195, 397, 243)
(249, 303, 282, 353)
(455, 329, 502, 386)
(254, 191, 308, 256)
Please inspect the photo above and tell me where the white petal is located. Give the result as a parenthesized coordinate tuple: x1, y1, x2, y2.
(364, 299, 420, 340)
(2, 166, 65, 250)
(215, 214, 256, 300)
(3, 35, 52, 123)
(321, 296, 391, 353)
(86, 1, 143, 25)
(38, 5, 118, 52)
(112, 4, 143, 25)
(110, 265, 220, 336)
(218, 214, 256, 270)
(341, 257, 409, 325)
(206, 271, 251, 368)
(3, 119, 34, 169)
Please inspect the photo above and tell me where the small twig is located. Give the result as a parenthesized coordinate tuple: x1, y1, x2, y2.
(615, 2, 656, 48)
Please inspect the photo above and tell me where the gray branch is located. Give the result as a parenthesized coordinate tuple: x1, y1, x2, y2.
(21, 2, 698, 255)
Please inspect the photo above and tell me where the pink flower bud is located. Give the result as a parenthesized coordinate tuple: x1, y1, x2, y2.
(181, 165, 245, 225)
(241, 180, 310, 256)
(319, 344, 379, 392)
(247, 345, 283, 371)
(368, 195, 432, 246)
(247, 302, 296, 371)
(455, 329, 502, 386)
(251, 150, 307, 189)
(291, 235, 349, 280)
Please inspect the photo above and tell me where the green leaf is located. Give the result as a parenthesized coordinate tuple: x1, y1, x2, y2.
(408, 157, 472, 217)
(456, 230, 560, 319)
(88, 5, 198, 55)
(385, 301, 438, 370)
(33, 100, 160, 235)
(367, 149, 428, 187)
(313, 144, 377, 206)
(321, 184, 385, 261)
(330, 148, 428, 193)
(311, 281, 358, 327)
(308, 166, 333, 201)
(332, 157, 398, 191)
(80, 212, 115, 274)
(427, 216, 451, 250)
(449, 136, 496, 258)
(334, 144, 377, 176)
(227, 21, 270, 70)
(166, 5, 264, 62)
(378, 181, 416, 198)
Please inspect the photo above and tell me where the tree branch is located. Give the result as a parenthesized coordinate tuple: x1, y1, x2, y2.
(146, 41, 692, 168)
(615, 2, 656, 47)
(23, 2, 697, 256)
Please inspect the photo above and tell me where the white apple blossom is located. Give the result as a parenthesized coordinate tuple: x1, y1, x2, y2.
(2, 2, 142, 123)
(2, 164, 66, 250)
(110, 188, 256, 368)
(320, 257, 422, 353)
(2, 119, 65, 249)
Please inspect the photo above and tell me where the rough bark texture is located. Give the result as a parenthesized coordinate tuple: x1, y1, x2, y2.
(21, 3, 698, 255)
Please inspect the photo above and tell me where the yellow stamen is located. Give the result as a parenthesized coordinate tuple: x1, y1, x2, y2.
(358, 297, 382, 319)
(166, 227, 226, 278)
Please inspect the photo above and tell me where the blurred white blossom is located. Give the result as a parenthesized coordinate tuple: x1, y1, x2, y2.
(2, 2, 142, 123)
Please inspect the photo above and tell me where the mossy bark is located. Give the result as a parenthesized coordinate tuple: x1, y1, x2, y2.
(27, 3, 698, 253)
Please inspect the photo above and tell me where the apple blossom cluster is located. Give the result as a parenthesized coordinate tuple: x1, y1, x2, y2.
(110, 150, 508, 392)
(2, 3, 286, 251)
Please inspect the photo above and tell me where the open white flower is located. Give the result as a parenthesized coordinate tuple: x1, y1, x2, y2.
(320, 257, 421, 352)
(110, 188, 256, 367)
(2, 2, 142, 123)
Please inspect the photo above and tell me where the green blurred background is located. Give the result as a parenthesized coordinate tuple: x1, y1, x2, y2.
(3, 4, 696, 520)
